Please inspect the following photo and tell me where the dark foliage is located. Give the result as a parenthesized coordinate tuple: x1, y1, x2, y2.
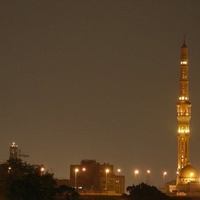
(127, 183, 171, 200)
(55, 185, 79, 200)
(0, 158, 56, 200)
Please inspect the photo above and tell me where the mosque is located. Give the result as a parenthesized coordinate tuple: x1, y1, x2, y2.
(173, 39, 200, 195)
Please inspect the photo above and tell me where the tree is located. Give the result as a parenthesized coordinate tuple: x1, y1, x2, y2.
(55, 185, 79, 200)
(127, 183, 171, 200)
(0, 158, 56, 200)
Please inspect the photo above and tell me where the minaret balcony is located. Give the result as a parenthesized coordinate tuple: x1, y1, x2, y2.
(178, 126, 190, 134)
(180, 61, 188, 65)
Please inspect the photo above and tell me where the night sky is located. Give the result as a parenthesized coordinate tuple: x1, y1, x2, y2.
(0, 1, 200, 188)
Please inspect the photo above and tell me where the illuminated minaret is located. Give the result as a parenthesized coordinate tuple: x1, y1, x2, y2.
(10, 142, 18, 159)
(177, 38, 191, 172)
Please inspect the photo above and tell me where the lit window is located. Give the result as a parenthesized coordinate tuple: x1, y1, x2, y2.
(179, 96, 188, 101)
(180, 61, 187, 65)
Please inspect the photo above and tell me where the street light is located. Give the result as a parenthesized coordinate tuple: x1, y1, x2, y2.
(134, 169, 139, 184)
(105, 168, 110, 192)
(116, 168, 121, 194)
(81, 167, 86, 191)
(163, 171, 167, 188)
(82, 167, 86, 172)
(8, 167, 11, 174)
(75, 168, 79, 189)
(40, 165, 45, 175)
(146, 170, 150, 185)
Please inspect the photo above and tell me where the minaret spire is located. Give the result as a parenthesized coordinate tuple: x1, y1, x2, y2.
(182, 35, 186, 47)
(177, 38, 191, 171)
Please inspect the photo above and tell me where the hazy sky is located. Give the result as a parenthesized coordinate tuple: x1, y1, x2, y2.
(0, 0, 200, 188)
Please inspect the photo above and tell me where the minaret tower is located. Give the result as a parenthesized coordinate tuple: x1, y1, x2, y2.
(10, 142, 19, 159)
(177, 37, 191, 172)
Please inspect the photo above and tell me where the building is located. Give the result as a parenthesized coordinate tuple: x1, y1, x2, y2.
(70, 159, 125, 194)
(10, 142, 18, 159)
(175, 39, 199, 194)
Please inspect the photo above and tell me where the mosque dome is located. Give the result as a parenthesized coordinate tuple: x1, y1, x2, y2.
(178, 164, 199, 185)
(179, 164, 198, 178)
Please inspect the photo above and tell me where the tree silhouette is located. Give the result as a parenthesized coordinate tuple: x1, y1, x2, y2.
(55, 185, 79, 200)
(127, 183, 171, 200)
(0, 158, 56, 200)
